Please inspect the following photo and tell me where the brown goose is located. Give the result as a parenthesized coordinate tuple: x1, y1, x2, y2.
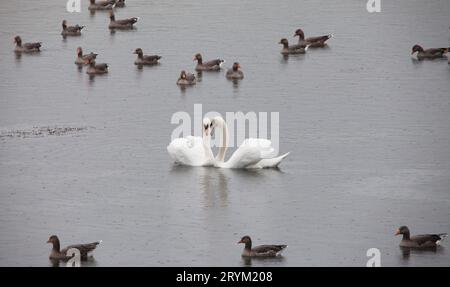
(194, 53, 224, 71)
(86, 59, 109, 75)
(226, 62, 244, 80)
(294, 28, 332, 48)
(278, 38, 307, 55)
(47, 235, 101, 261)
(88, 0, 115, 10)
(238, 236, 287, 258)
(411, 45, 449, 60)
(13, 36, 41, 53)
(133, 48, 161, 65)
(75, 47, 97, 65)
(61, 20, 84, 37)
(176, 70, 196, 86)
(395, 226, 447, 248)
(109, 11, 138, 29)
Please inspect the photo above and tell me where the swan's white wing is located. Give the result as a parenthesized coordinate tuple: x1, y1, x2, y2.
(167, 136, 207, 166)
(244, 138, 277, 158)
(247, 152, 290, 169)
(218, 141, 263, 168)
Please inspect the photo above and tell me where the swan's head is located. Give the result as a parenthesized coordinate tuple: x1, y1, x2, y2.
(210, 116, 224, 129)
(203, 118, 213, 137)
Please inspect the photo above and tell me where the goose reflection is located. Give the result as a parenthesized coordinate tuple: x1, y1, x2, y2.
(14, 52, 22, 62)
(196, 71, 203, 82)
(399, 245, 442, 260)
(49, 257, 98, 267)
(240, 254, 286, 267)
(231, 79, 241, 89)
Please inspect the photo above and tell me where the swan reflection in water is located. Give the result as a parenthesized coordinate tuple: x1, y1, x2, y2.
(169, 166, 231, 207)
(199, 167, 229, 208)
(169, 164, 281, 209)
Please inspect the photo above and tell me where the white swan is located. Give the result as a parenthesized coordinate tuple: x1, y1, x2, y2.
(167, 118, 215, 166)
(211, 116, 289, 169)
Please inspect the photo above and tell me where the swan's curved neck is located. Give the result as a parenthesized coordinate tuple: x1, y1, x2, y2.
(202, 133, 214, 163)
(214, 117, 228, 162)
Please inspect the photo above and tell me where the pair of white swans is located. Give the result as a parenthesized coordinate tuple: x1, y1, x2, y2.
(167, 116, 289, 169)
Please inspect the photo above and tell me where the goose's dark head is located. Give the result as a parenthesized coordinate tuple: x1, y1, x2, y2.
(232, 62, 240, 71)
(238, 235, 252, 244)
(411, 45, 424, 54)
(46, 235, 61, 250)
(180, 70, 187, 79)
(14, 36, 22, 45)
(62, 20, 68, 28)
(134, 48, 143, 56)
(109, 11, 115, 21)
(193, 53, 202, 62)
(395, 226, 410, 236)
(278, 38, 289, 47)
(47, 235, 59, 244)
(76, 47, 83, 56)
(294, 28, 305, 39)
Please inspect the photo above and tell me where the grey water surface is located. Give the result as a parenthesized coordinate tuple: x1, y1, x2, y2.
(1, 0, 450, 266)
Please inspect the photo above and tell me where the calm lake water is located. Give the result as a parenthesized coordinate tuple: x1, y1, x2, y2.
(1, 0, 450, 266)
